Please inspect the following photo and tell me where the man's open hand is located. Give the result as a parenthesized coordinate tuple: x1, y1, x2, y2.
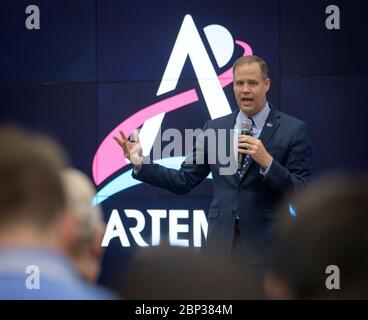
(114, 129, 143, 168)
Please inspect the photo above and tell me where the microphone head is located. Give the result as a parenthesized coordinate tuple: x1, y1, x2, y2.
(241, 118, 253, 132)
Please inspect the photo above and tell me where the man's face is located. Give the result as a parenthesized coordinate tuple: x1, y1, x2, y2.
(233, 62, 270, 117)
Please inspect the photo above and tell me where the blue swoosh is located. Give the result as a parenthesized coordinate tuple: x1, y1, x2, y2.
(93, 156, 212, 205)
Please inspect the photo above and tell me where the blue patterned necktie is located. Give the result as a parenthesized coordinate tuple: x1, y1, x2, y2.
(236, 117, 254, 182)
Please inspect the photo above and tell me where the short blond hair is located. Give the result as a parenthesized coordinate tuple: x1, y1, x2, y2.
(61, 168, 103, 252)
(233, 55, 269, 80)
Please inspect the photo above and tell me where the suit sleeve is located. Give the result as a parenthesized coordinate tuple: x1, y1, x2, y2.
(132, 122, 211, 195)
(263, 122, 312, 192)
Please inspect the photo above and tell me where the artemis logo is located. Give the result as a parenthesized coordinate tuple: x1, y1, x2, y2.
(92, 14, 253, 205)
(95, 15, 253, 248)
(102, 209, 208, 247)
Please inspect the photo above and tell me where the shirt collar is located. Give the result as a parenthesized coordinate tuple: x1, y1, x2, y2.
(238, 102, 270, 130)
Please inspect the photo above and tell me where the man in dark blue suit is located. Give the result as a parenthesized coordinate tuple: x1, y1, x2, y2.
(115, 55, 312, 266)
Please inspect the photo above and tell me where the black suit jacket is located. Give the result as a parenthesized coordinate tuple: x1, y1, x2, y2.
(133, 107, 312, 264)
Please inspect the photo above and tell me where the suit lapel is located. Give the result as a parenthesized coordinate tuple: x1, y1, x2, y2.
(258, 106, 281, 147)
(220, 110, 239, 186)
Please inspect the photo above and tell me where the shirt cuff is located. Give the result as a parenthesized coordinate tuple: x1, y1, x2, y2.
(133, 165, 142, 174)
(259, 158, 273, 177)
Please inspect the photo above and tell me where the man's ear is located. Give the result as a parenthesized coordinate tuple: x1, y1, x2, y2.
(264, 78, 271, 93)
(58, 207, 80, 256)
(263, 272, 294, 300)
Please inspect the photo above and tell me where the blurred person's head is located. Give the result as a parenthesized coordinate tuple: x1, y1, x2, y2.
(119, 245, 264, 299)
(264, 173, 368, 299)
(0, 125, 78, 253)
(61, 168, 105, 283)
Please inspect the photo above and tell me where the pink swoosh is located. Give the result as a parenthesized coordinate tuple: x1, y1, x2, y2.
(93, 89, 198, 185)
(93, 40, 252, 185)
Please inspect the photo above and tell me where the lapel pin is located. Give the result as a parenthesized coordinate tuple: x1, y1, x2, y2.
(266, 123, 273, 127)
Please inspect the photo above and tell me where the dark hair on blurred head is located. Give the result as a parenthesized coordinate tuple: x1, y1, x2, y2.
(0, 125, 68, 229)
(273, 173, 368, 299)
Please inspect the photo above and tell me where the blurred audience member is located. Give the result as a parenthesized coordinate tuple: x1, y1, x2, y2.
(61, 168, 106, 283)
(0, 125, 115, 299)
(264, 173, 368, 299)
(119, 245, 264, 299)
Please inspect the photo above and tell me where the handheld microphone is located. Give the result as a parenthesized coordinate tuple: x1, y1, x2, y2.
(238, 118, 253, 170)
